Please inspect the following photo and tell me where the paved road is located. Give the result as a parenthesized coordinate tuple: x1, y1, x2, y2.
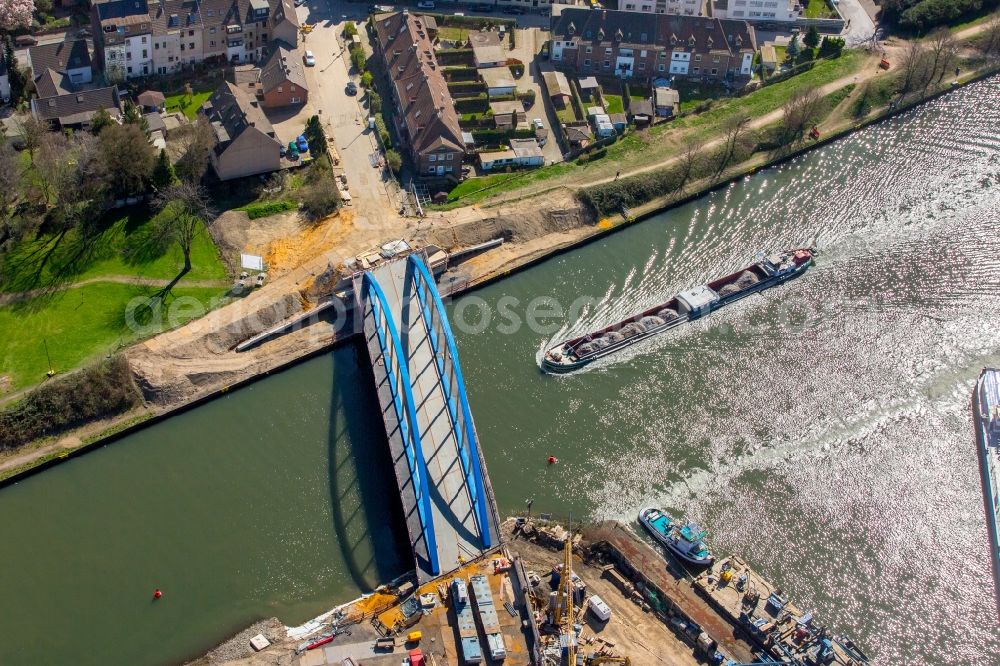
(297, 0, 404, 228)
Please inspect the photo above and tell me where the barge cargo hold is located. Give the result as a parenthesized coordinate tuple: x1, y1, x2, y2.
(542, 248, 816, 373)
(975, 368, 1000, 615)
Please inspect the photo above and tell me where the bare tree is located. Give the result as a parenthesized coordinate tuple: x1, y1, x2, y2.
(926, 28, 959, 85)
(676, 138, 704, 190)
(716, 115, 750, 176)
(15, 115, 49, 164)
(34, 131, 73, 207)
(154, 182, 213, 274)
(778, 87, 823, 146)
(898, 41, 933, 97)
(977, 15, 1000, 62)
(173, 116, 216, 184)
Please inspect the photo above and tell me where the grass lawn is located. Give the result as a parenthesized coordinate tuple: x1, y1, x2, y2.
(0, 283, 227, 393)
(774, 45, 789, 65)
(437, 26, 471, 42)
(0, 209, 227, 294)
(673, 79, 730, 113)
(804, 0, 837, 18)
(164, 90, 213, 119)
(556, 106, 579, 124)
(434, 162, 577, 209)
(603, 94, 625, 114)
(670, 50, 866, 137)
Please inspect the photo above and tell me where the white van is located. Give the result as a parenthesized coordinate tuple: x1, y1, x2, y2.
(588, 594, 612, 622)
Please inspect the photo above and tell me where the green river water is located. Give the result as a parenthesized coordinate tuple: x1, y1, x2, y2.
(2, 77, 1000, 664)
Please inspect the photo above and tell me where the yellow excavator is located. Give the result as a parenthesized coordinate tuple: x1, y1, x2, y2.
(587, 658, 631, 666)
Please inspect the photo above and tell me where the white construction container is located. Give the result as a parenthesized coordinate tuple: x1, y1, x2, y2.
(587, 594, 612, 622)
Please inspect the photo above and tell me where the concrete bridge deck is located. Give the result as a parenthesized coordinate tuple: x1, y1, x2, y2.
(356, 254, 499, 582)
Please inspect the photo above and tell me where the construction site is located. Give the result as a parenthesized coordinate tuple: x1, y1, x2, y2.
(195, 516, 870, 666)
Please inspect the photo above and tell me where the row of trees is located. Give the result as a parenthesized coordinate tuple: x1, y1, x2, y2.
(881, 0, 999, 31)
(0, 102, 218, 274)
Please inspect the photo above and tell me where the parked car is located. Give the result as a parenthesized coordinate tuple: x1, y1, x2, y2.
(416, 0, 434, 8)
(532, 118, 544, 130)
(345, 81, 358, 95)
(303, 49, 316, 66)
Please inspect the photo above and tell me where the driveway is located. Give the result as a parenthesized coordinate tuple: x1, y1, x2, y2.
(508, 27, 564, 164)
(297, 0, 404, 228)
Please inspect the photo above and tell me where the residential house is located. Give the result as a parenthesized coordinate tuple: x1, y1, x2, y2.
(468, 30, 506, 68)
(541, 70, 572, 107)
(618, 0, 708, 16)
(92, 0, 154, 79)
(480, 67, 517, 98)
(654, 86, 679, 116)
(713, 0, 799, 23)
(479, 138, 544, 170)
(30, 86, 123, 129)
(608, 112, 628, 131)
(373, 12, 465, 181)
(148, 0, 205, 75)
(564, 123, 592, 148)
(27, 40, 94, 93)
(91, 0, 299, 79)
(490, 99, 526, 130)
(256, 41, 307, 106)
(617, 0, 706, 16)
(202, 80, 281, 180)
(549, 7, 756, 83)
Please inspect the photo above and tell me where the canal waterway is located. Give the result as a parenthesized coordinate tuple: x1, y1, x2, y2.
(2, 77, 999, 664)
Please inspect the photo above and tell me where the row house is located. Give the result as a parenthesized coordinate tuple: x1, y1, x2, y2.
(550, 7, 755, 83)
(92, 0, 299, 80)
(373, 12, 465, 182)
(93, 0, 154, 79)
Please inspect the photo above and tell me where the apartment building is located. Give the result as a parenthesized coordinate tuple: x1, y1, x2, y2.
(550, 7, 755, 83)
(373, 12, 465, 181)
(712, 0, 799, 23)
(92, 0, 299, 79)
(619, 0, 706, 17)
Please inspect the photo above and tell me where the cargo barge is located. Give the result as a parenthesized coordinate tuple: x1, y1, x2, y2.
(542, 248, 816, 373)
(974, 368, 1000, 615)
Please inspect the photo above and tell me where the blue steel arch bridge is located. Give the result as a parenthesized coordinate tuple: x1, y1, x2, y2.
(355, 252, 500, 583)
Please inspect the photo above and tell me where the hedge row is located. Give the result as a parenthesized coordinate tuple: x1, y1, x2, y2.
(455, 96, 490, 113)
(579, 137, 760, 216)
(471, 128, 537, 145)
(436, 49, 475, 66)
(443, 66, 480, 82)
(0, 356, 142, 453)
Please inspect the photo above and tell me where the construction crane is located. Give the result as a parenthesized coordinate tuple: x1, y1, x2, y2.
(560, 528, 576, 666)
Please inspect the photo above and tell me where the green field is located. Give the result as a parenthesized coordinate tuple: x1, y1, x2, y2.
(603, 94, 625, 114)
(164, 91, 213, 119)
(1, 210, 226, 293)
(0, 208, 229, 394)
(0, 283, 227, 393)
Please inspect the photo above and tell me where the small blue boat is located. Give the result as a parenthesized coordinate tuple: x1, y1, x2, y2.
(639, 507, 714, 567)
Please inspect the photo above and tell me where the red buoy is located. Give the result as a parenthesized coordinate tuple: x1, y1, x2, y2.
(153, 588, 163, 600)
(547, 456, 557, 464)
